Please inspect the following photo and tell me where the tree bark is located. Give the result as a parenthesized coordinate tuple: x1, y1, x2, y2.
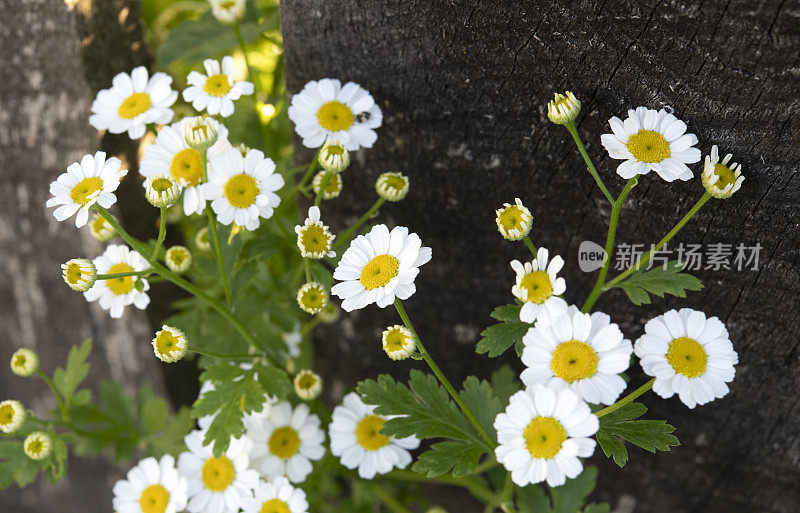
(280, 1, 800, 512)
(0, 1, 160, 511)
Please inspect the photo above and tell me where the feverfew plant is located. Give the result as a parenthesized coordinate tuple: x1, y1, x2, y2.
(1, 3, 742, 512)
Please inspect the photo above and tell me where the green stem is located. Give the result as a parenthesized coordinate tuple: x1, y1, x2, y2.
(564, 121, 615, 203)
(581, 178, 637, 312)
(386, 470, 497, 504)
(595, 378, 655, 418)
(233, 22, 271, 152)
(313, 171, 333, 206)
(370, 483, 411, 513)
(95, 270, 152, 280)
(37, 370, 68, 421)
(189, 347, 256, 359)
(303, 258, 311, 282)
(332, 197, 386, 251)
(301, 316, 322, 335)
(522, 235, 537, 257)
(151, 207, 166, 259)
(394, 299, 495, 449)
(604, 192, 712, 290)
(202, 150, 232, 308)
(499, 473, 518, 513)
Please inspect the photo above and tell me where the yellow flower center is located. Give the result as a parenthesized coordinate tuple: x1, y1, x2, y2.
(151, 177, 175, 192)
(65, 262, 86, 285)
(523, 416, 567, 459)
(139, 484, 170, 513)
(154, 331, 180, 356)
(326, 144, 345, 156)
(117, 92, 152, 119)
(201, 456, 235, 491)
(300, 225, 331, 254)
(316, 101, 354, 131)
(626, 129, 671, 163)
(91, 214, 111, 233)
(204, 74, 232, 97)
(382, 175, 407, 191)
(384, 329, 408, 352)
(13, 354, 28, 369)
(105, 263, 135, 295)
(268, 426, 301, 459)
(359, 254, 400, 290)
(260, 499, 291, 513)
(300, 286, 326, 310)
(169, 148, 203, 186)
(519, 271, 553, 304)
(220, 0, 236, 7)
(551, 340, 598, 383)
(26, 438, 45, 456)
(0, 404, 15, 424)
(224, 173, 259, 208)
(498, 206, 526, 231)
(712, 163, 736, 189)
(666, 337, 707, 378)
(297, 373, 318, 391)
(167, 248, 189, 266)
(70, 177, 104, 205)
(356, 415, 390, 451)
(322, 174, 341, 193)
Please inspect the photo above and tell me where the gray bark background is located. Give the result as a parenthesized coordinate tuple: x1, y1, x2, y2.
(0, 0, 161, 511)
(281, 1, 800, 512)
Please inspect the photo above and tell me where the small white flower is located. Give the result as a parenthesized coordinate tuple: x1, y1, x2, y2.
(288, 78, 382, 150)
(10, 348, 38, 377)
(521, 307, 633, 405)
(296, 281, 329, 314)
(24, 431, 52, 460)
(293, 370, 323, 401)
(89, 66, 177, 139)
(178, 430, 259, 513)
(547, 91, 581, 125)
(209, 0, 245, 24)
(294, 206, 336, 258)
(244, 401, 325, 484)
(152, 325, 188, 363)
(0, 400, 26, 433)
(88, 213, 115, 241)
(312, 171, 343, 200)
(701, 145, 744, 199)
(204, 148, 285, 230)
(601, 107, 701, 182)
(381, 325, 415, 360)
(634, 308, 738, 409)
(511, 248, 568, 325)
(330, 392, 419, 479)
(375, 172, 409, 202)
(144, 173, 181, 208)
(183, 56, 254, 118)
(242, 476, 308, 513)
(112, 455, 188, 513)
(62, 258, 96, 292)
(332, 225, 431, 312)
(494, 385, 598, 487)
(84, 244, 150, 319)
(165, 246, 192, 273)
(318, 140, 350, 173)
(495, 198, 532, 241)
(46, 152, 128, 228)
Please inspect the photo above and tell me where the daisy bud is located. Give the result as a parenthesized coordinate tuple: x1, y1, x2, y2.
(165, 245, 192, 273)
(547, 91, 581, 125)
(10, 348, 38, 377)
(209, 0, 245, 24)
(144, 173, 181, 208)
(236, 142, 250, 156)
(375, 172, 409, 202)
(702, 145, 744, 199)
(318, 141, 350, 173)
(88, 213, 115, 241)
(0, 400, 26, 434)
(495, 198, 532, 241)
(62, 258, 96, 292)
(293, 370, 323, 400)
(24, 431, 52, 460)
(195, 227, 211, 251)
(152, 325, 188, 363)
(382, 325, 416, 360)
(296, 282, 329, 314)
(312, 171, 343, 200)
(295, 207, 336, 259)
(183, 116, 218, 151)
(317, 302, 340, 324)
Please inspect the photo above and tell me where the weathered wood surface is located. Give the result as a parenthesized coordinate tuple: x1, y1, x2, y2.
(0, 1, 160, 511)
(281, 1, 800, 511)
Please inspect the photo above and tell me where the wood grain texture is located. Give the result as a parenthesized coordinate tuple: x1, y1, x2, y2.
(280, 1, 800, 511)
(0, 1, 160, 511)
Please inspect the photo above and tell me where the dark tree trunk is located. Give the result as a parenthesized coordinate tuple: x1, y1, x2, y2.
(281, 1, 800, 512)
(0, 1, 162, 511)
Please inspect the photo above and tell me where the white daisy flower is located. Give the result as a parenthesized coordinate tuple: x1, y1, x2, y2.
(112, 455, 188, 513)
(84, 244, 150, 319)
(495, 198, 532, 241)
(152, 325, 188, 363)
(701, 145, 744, 199)
(178, 430, 259, 513)
(511, 248, 568, 325)
(296, 282, 329, 314)
(521, 307, 633, 405)
(242, 476, 308, 513)
(634, 308, 738, 409)
(89, 66, 177, 139)
(209, 0, 245, 24)
(381, 325, 416, 360)
(24, 431, 52, 460)
(46, 151, 128, 227)
(204, 148, 285, 230)
(62, 258, 97, 292)
(10, 348, 38, 377)
(330, 392, 420, 479)
(88, 212, 115, 241)
(293, 370, 323, 401)
(294, 206, 336, 259)
(600, 107, 701, 182)
(244, 401, 325, 483)
(494, 384, 598, 487)
(312, 171, 343, 200)
(288, 78, 383, 150)
(183, 56, 254, 118)
(0, 400, 26, 433)
(331, 224, 431, 312)
(375, 172, 409, 202)
(547, 91, 581, 125)
(139, 120, 231, 216)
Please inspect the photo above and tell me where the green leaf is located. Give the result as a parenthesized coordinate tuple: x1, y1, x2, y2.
(412, 441, 484, 477)
(582, 504, 611, 513)
(596, 402, 680, 467)
(516, 484, 550, 513)
(14, 459, 39, 487)
(138, 386, 170, 436)
(612, 260, 703, 306)
(158, 11, 267, 65)
(53, 339, 92, 407)
(490, 365, 520, 407)
(147, 407, 194, 458)
(460, 376, 502, 441)
(490, 303, 522, 322)
(550, 466, 598, 513)
(240, 232, 282, 262)
(476, 320, 529, 358)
